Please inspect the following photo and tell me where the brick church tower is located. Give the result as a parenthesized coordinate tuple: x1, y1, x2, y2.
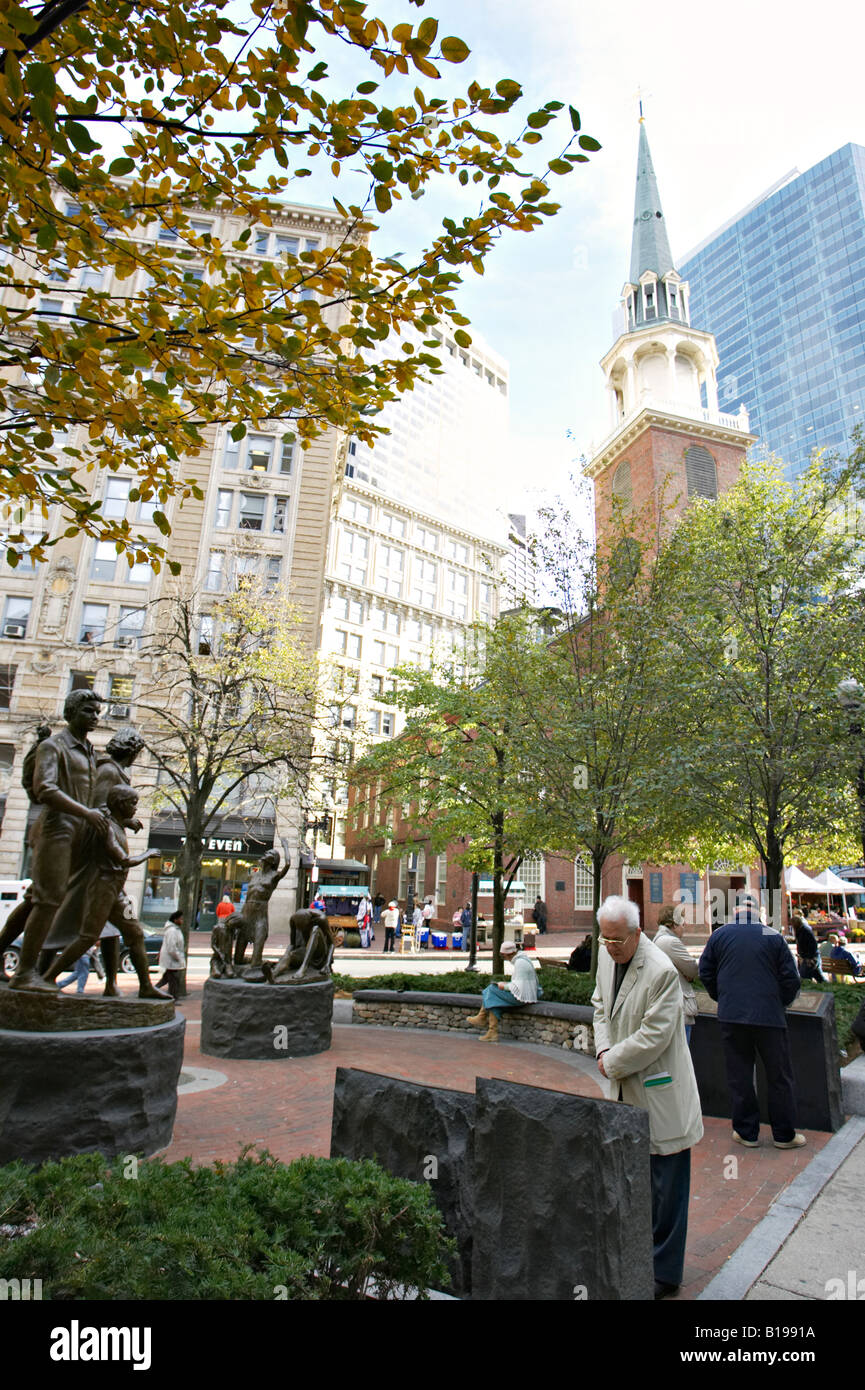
(584, 120, 754, 551)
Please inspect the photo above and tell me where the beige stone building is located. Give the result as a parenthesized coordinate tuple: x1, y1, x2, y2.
(0, 196, 350, 929)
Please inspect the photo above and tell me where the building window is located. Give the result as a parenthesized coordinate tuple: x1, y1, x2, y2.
(521, 852, 544, 904)
(69, 670, 95, 693)
(108, 675, 133, 718)
(436, 853, 447, 906)
(91, 541, 117, 581)
(103, 477, 131, 520)
(685, 445, 718, 500)
(0, 664, 17, 709)
(416, 524, 439, 552)
(198, 615, 214, 655)
(398, 855, 408, 900)
(215, 490, 232, 528)
(79, 603, 108, 644)
(337, 530, 369, 585)
(381, 512, 406, 538)
(137, 494, 158, 524)
(372, 640, 399, 668)
(411, 558, 437, 607)
(574, 854, 593, 910)
(2, 597, 31, 639)
(223, 431, 293, 474)
(264, 555, 282, 592)
(126, 557, 151, 585)
(381, 712, 394, 737)
(375, 543, 404, 597)
(272, 496, 289, 533)
(445, 539, 469, 564)
(342, 497, 371, 525)
(238, 492, 265, 531)
(205, 551, 225, 592)
(117, 606, 145, 648)
(445, 568, 468, 618)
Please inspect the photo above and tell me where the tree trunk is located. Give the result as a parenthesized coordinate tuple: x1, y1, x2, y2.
(491, 811, 505, 976)
(174, 826, 203, 997)
(764, 826, 785, 932)
(589, 848, 606, 980)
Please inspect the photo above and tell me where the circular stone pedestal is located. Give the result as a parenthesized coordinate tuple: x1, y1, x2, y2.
(0, 1015, 186, 1164)
(200, 976, 333, 1059)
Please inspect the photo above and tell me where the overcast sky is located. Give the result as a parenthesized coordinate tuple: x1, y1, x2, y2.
(307, 0, 865, 520)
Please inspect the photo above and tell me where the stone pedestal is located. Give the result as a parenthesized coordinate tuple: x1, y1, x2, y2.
(0, 1015, 185, 1164)
(200, 976, 333, 1059)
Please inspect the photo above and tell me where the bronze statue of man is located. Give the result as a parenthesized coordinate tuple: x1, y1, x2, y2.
(9, 690, 108, 993)
(231, 848, 290, 978)
(42, 727, 170, 1000)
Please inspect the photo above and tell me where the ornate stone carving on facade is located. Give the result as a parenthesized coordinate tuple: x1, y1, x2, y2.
(242, 474, 271, 491)
(39, 557, 76, 635)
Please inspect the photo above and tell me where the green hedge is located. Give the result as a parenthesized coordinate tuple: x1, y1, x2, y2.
(333, 967, 596, 1006)
(0, 1149, 452, 1300)
(335, 970, 858, 1051)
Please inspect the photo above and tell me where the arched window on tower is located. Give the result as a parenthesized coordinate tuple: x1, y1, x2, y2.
(684, 445, 718, 500)
(611, 460, 633, 513)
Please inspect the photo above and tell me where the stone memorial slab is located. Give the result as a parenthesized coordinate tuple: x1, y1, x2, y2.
(472, 1078, 654, 1301)
(691, 993, 843, 1132)
(330, 1066, 475, 1296)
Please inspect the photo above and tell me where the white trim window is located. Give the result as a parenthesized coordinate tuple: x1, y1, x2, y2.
(436, 853, 447, 906)
(574, 854, 594, 910)
(337, 529, 369, 585)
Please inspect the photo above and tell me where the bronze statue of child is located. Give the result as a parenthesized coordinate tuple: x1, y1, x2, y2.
(43, 785, 156, 988)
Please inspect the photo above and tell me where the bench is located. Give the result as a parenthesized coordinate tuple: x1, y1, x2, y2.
(822, 957, 864, 981)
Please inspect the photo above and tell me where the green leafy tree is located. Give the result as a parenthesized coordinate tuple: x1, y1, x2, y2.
(652, 450, 865, 923)
(352, 612, 549, 973)
(0, 0, 600, 569)
(524, 487, 676, 973)
(137, 579, 331, 957)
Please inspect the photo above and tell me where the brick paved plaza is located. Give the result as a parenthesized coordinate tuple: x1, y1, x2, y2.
(156, 981, 827, 1301)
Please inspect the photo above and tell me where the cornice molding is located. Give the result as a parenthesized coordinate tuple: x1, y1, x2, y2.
(583, 407, 757, 480)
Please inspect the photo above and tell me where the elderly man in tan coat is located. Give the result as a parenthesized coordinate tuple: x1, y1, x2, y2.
(592, 894, 703, 1300)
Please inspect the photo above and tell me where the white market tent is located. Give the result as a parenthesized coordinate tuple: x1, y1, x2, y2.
(784, 867, 825, 894)
(813, 868, 865, 913)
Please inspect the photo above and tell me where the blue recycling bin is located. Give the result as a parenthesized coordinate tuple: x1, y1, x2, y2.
(451, 932, 463, 950)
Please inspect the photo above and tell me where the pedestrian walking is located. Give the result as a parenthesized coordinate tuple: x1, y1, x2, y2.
(653, 906, 699, 1043)
(56, 950, 91, 994)
(156, 910, 186, 1000)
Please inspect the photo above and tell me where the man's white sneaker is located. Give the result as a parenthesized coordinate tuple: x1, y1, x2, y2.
(773, 1133, 806, 1149)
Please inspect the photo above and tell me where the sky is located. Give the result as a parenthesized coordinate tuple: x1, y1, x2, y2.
(292, 0, 865, 524)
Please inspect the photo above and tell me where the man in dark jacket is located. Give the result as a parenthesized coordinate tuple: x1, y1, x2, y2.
(699, 897, 804, 1149)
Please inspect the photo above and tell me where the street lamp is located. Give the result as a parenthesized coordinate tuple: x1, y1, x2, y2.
(837, 678, 865, 870)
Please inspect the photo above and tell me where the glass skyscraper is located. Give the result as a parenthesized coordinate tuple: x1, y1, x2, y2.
(680, 143, 865, 475)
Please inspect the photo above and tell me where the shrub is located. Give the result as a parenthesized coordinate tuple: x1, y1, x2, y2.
(0, 1150, 452, 1300)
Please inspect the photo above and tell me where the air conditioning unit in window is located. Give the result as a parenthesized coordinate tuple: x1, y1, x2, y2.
(3, 623, 26, 639)
(108, 704, 130, 720)
(116, 636, 135, 649)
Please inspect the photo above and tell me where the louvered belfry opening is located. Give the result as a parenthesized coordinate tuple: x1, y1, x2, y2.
(685, 445, 718, 499)
(612, 459, 633, 511)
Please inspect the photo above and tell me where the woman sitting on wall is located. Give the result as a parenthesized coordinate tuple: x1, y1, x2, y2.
(466, 941, 541, 1043)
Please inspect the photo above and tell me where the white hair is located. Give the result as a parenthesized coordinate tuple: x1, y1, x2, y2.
(597, 895, 640, 934)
